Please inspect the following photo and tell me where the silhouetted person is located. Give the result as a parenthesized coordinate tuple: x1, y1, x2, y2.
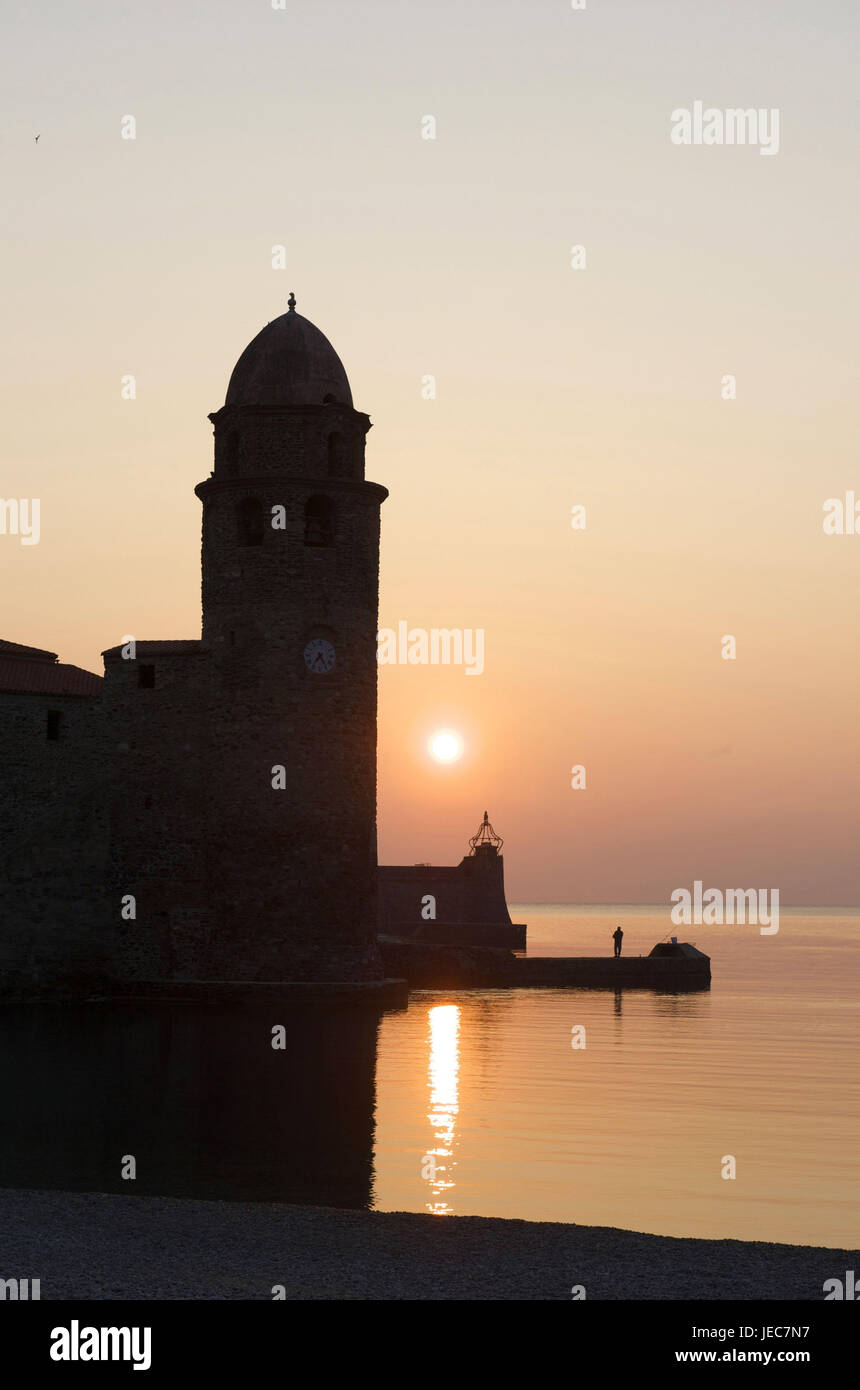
(612, 926, 623, 958)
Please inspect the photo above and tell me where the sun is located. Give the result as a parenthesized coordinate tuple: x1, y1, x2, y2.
(429, 730, 463, 763)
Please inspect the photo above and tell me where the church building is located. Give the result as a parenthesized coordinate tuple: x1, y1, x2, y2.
(0, 298, 388, 995)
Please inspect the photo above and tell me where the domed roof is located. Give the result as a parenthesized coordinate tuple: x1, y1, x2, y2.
(225, 294, 353, 407)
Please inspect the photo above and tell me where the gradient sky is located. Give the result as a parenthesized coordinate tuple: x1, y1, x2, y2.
(2, 1, 859, 901)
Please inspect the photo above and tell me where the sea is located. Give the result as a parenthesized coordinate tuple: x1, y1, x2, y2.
(372, 906, 860, 1247)
(0, 905, 856, 1248)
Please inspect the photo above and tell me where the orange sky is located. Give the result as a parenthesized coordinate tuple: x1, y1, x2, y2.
(2, 0, 859, 901)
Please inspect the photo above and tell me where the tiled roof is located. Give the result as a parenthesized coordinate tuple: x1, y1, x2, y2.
(0, 657, 103, 697)
(0, 639, 58, 662)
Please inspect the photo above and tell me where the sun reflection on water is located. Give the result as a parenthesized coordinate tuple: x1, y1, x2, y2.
(423, 1004, 460, 1215)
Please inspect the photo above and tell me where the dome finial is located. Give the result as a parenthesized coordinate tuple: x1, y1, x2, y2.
(224, 302, 354, 407)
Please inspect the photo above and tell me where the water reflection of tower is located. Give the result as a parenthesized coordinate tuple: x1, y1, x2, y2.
(0, 1002, 382, 1208)
(423, 1004, 460, 1215)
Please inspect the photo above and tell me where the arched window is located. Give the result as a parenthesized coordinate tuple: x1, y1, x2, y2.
(327, 432, 344, 477)
(304, 495, 334, 548)
(225, 430, 240, 475)
(236, 497, 264, 546)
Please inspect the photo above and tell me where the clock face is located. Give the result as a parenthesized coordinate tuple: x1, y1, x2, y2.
(304, 638, 336, 674)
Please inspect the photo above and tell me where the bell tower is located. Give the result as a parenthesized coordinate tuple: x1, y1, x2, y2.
(195, 295, 388, 981)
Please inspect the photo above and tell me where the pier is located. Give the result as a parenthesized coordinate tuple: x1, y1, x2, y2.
(380, 939, 711, 992)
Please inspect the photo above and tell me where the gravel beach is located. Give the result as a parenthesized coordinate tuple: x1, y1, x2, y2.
(1, 1189, 853, 1300)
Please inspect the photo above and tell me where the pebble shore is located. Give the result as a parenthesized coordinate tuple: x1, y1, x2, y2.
(2, 1188, 852, 1300)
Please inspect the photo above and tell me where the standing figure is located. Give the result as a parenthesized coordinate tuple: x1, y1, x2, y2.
(612, 925, 623, 958)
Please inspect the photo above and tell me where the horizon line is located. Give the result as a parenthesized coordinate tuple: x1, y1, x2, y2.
(508, 901, 860, 910)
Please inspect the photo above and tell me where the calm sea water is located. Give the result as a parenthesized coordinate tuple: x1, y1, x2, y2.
(372, 906, 860, 1247)
(0, 906, 855, 1249)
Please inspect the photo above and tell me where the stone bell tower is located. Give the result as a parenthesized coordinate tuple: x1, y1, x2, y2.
(195, 294, 388, 981)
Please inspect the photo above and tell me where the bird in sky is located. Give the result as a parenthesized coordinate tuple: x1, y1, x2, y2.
(34, 134, 40, 142)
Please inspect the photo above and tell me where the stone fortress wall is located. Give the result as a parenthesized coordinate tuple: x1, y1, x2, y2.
(0, 646, 107, 996)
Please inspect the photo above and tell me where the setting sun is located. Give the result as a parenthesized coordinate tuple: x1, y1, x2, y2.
(429, 731, 462, 764)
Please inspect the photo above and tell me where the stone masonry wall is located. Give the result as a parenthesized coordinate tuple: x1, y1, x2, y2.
(195, 399, 387, 981)
(102, 645, 210, 981)
(0, 691, 108, 997)
(378, 853, 515, 935)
